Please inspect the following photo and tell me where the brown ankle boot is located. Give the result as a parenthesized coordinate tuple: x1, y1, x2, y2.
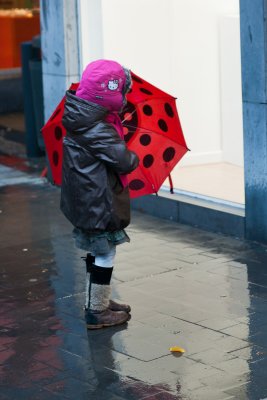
(109, 299, 131, 313)
(85, 281, 129, 329)
(86, 308, 129, 329)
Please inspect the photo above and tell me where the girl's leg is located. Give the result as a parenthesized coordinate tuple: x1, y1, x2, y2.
(87, 246, 115, 312)
(83, 245, 129, 329)
(84, 245, 130, 312)
(94, 244, 116, 268)
(84, 244, 116, 310)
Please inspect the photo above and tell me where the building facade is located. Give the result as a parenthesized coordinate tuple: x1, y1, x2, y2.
(40, 0, 267, 243)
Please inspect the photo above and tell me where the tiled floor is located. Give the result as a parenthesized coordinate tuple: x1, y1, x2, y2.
(1, 159, 267, 400)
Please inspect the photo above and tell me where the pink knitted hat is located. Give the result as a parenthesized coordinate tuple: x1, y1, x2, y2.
(76, 59, 126, 111)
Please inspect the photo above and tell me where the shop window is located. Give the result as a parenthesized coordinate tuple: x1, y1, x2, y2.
(0, 0, 40, 69)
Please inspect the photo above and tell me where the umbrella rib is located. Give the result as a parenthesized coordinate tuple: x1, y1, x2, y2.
(122, 96, 177, 124)
(122, 109, 137, 123)
(123, 124, 187, 145)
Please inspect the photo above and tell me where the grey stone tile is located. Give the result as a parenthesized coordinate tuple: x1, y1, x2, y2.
(108, 356, 183, 391)
(220, 323, 259, 340)
(200, 371, 250, 391)
(175, 253, 215, 265)
(138, 314, 204, 335)
(187, 386, 235, 400)
(212, 336, 249, 353)
(229, 345, 266, 361)
(223, 385, 250, 400)
(198, 317, 244, 331)
(187, 348, 237, 367)
(143, 392, 186, 399)
(110, 334, 170, 361)
(148, 354, 198, 374)
(215, 357, 250, 375)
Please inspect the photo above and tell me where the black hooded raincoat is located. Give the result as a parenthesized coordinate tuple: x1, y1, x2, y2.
(60, 91, 139, 233)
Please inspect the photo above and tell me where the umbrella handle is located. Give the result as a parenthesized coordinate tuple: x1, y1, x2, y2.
(168, 174, 174, 194)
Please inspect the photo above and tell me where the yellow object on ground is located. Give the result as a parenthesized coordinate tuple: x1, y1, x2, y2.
(169, 346, 185, 353)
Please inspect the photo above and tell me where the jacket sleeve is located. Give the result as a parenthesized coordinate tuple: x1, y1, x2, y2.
(83, 125, 139, 174)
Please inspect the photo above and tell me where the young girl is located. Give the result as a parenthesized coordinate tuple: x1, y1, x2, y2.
(60, 60, 139, 329)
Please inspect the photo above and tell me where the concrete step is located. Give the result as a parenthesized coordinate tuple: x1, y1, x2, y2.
(132, 189, 245, 239)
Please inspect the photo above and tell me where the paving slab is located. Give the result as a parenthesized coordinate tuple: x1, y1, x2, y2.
(1, 160, 267, 399)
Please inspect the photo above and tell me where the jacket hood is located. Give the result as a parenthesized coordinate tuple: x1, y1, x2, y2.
(76, 59, 127, 112)
(62, 90, 108, 134)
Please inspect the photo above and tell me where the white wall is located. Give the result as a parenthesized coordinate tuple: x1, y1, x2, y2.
(79, 0, 243, 168)
(170, 0, 241, 166)
(78, 0, 104, 70)
(219, 14, 244, 166)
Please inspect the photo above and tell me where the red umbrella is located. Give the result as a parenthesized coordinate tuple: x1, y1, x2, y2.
(41, 74, 188, 197)
(120, 72, 188, 197)
(41, 83, 79, 185)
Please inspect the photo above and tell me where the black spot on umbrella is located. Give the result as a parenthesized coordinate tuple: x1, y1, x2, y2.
(163, 147, 176, 162)
(124, 132, 134, 143)
(119, 101, 138, 143)
(143, 154, 154, 168)
(50, 108, 61, 121)
(54, 126, 63, 140)
(143, 105, 153, 116)
(128, 88, 133, 94)
(158, 119, 168, 132)
(140, 88, 153, 95)
(53, 151, 59, 166)
(165, 103, 174, 118)
(140, 134, 151, 146)
(132, 75, 143, 84)
(129, 179, 145, 190)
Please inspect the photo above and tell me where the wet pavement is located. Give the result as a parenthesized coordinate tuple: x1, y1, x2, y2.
(1, 159, 267, 399)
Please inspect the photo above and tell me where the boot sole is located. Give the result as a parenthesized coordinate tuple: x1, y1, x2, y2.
(109, 307, 131, 313)
(87, 316, 130, 330)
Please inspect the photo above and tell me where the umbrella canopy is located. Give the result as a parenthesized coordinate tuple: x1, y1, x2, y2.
(41, 73, 188, 197)
(41, 83, 79, 185)
(120, 72, 188, 198)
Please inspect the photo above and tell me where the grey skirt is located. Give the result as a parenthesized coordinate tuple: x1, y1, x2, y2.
(73, 228, 130, 254)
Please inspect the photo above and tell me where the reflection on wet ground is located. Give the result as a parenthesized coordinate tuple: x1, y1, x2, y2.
(1, 175, 267, 399)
